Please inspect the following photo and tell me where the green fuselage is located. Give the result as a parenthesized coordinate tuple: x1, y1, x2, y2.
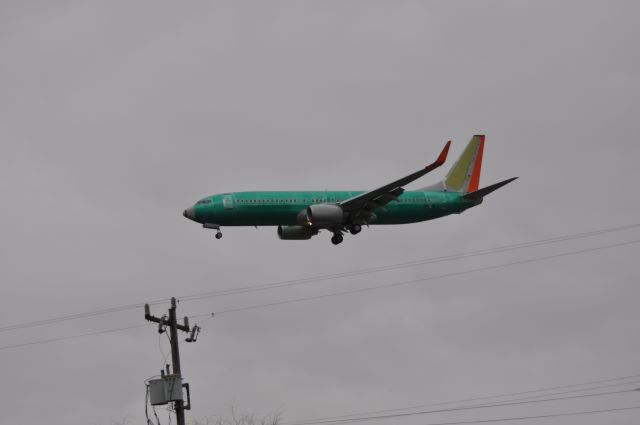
(190, 190, 480, 227)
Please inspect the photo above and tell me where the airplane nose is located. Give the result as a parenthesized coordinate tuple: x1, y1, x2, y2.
(183, 206, 196, 221)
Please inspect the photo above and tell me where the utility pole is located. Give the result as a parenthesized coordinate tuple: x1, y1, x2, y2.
(145, 297, 199, 425)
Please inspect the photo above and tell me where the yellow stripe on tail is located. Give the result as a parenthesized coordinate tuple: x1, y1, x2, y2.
(443, 135, 485, 193)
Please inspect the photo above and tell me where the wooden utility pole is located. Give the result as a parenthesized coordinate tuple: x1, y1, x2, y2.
(145, 297, 192, 425)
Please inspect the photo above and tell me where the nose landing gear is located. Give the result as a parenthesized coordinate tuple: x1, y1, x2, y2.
(203, 223, 223, 239)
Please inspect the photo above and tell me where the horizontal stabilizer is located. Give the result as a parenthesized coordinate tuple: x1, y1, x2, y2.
(462, 177, 518, 200)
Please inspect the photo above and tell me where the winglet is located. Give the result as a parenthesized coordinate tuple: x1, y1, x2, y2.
(433, 140, 451, 167)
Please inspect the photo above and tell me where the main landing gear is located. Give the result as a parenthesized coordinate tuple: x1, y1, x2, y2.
(330, 224, 364, 245)
(215, 231, 223, 239)
(331, 233, 344, 245)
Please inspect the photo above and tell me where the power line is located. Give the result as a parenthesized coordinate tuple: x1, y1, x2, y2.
(0, 303, 148, 334)
(283, 378, 640, 425)
(1, 332, 639, 425)
(404, 405, 640, 425)
(1, 238, 638, 352)
(0, 324, 148, 351)
(178, 223, 640, 303)
(197, 239, 640, 317)
(1, 223, 637, 334)
(283, 388, 640, 425)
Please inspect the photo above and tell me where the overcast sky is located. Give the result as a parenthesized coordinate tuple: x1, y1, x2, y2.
(1, 1, 640, 424)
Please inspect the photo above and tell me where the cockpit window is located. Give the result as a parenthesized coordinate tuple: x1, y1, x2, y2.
(197, 199, 212, 205)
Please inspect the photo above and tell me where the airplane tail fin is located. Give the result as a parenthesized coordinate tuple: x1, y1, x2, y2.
(420, 135, 517, 198)
(420, 135, 485, 193)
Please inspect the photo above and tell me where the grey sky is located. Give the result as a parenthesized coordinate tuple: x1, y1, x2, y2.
(1, 1, 639, 424)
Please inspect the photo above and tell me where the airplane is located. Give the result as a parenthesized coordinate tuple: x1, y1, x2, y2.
(183, 135, 517, 245)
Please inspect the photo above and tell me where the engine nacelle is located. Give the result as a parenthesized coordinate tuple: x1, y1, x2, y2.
(303, 204, 345, 228)
(277, 225, 318, 240)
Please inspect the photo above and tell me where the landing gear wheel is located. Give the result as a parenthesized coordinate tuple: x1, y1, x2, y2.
(215, 231, 223, 239)
(349, 225, 362, 235)
(331, 234, 344, 245)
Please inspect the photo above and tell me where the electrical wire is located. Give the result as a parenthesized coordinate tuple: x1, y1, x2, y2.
(411, 405, 640, 425)
(3, 224, 634, 424)
(283, 378, 640, 425)
(153, 403, 162, 425)
(1, 238, 638, 352)
(176, 223, 640, 303)
(146, 373, 640, 425)
(158, 332, 171, 372)
(145, 383, 160, 425)
(282, 388, 640, 425)
(192, 239, 640, 317)
(0, 302, 149, 333)
(0, 223, 637, 334)
(145, 385, 153, 425)
(0, 324, 148, 351)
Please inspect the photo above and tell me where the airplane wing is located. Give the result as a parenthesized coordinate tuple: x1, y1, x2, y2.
(338, 141, 451, 221)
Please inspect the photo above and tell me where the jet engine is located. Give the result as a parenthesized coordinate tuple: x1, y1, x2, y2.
(277, 225, 318, 240)
(304, 204, 345, 227)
